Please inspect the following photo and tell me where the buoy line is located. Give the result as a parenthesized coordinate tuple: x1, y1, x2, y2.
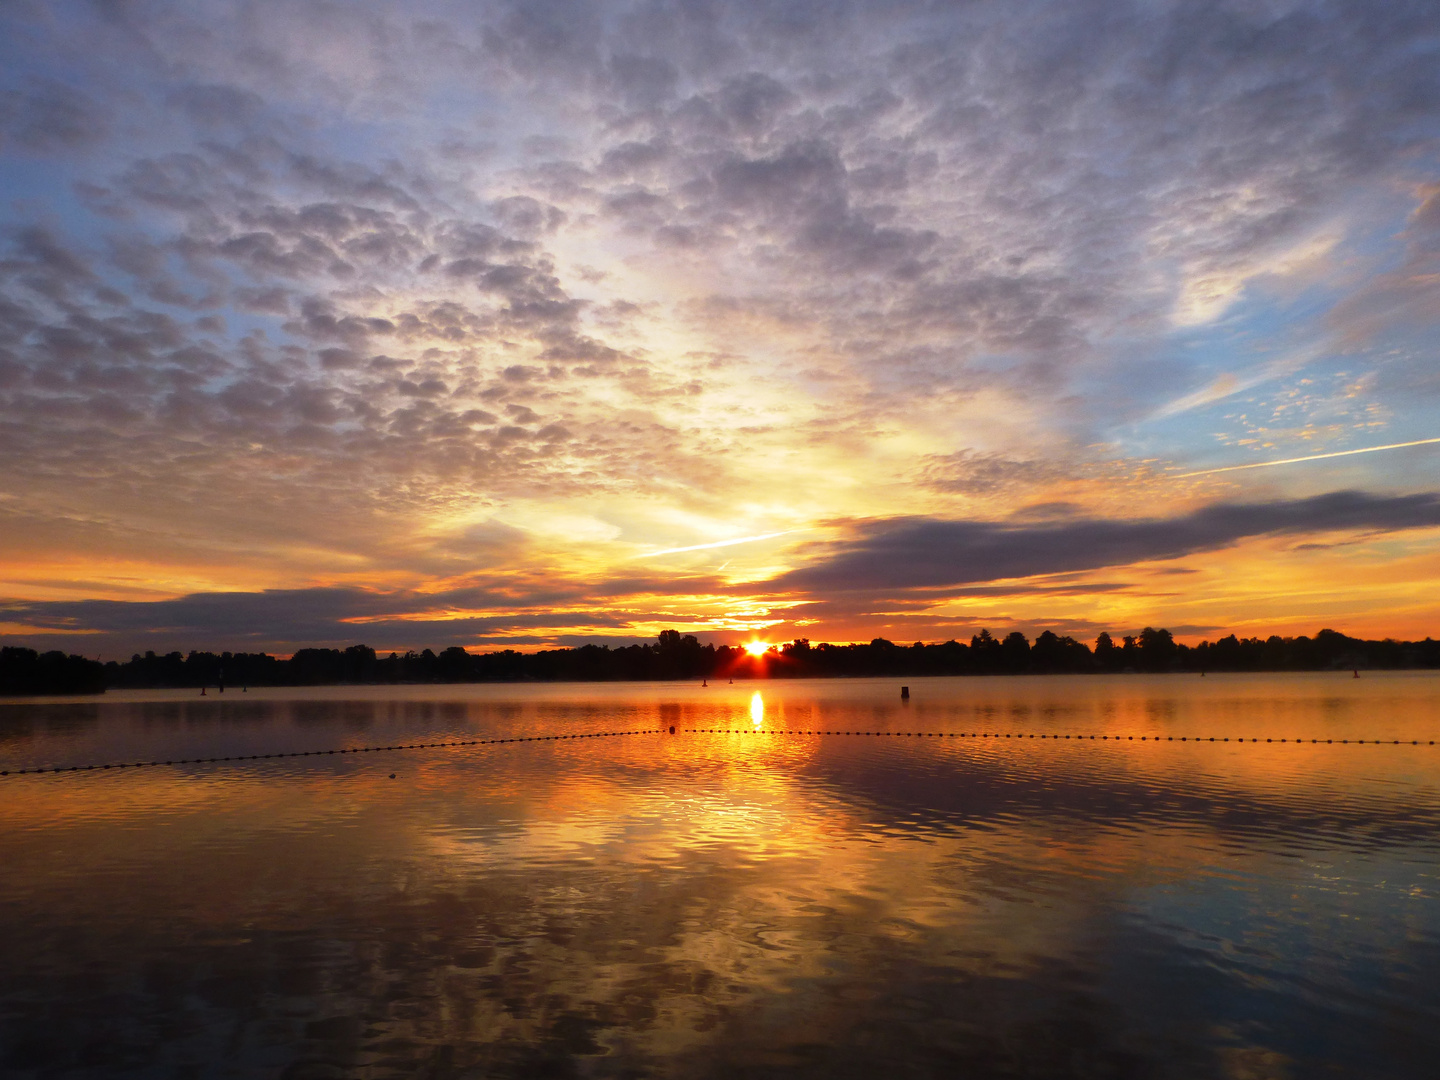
(686, 729, 1437, 745)
(0, 729, 661, 778)
(6, 727, 1436, 778)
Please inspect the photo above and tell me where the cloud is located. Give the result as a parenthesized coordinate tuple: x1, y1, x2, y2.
(0, 77, 108, 153)
(2, 0, 1440, 646)
(771, 492, 1440, 593)
(3, 489, 1437, 652)
(918, 451, 1072, 497)
(166, 83, 268, 130)
(1326, 183, 1440, 397)
(0, 585, 641, 653)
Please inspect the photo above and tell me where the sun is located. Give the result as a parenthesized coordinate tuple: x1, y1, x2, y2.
(743, 640, 772, 657)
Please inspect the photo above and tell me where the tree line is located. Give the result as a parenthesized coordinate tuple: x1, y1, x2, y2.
(4, 627, 1439, 695)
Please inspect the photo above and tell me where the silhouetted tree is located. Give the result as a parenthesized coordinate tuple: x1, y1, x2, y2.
(12, 621, 1433, 693)
(1137, 626, 1178, 672)
(970, 629, 1001, 670)
(1032, 631, 1092, 672)
(0, 647, 106, 695)
(1000, 631, 1031, 673)
(1094, 632, 1120, 672)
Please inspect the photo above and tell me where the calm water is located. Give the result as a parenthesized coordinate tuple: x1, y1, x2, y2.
(1, 674, 1438, 1079)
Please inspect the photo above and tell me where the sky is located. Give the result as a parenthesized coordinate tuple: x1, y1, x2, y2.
(2, 0, 1440, 658)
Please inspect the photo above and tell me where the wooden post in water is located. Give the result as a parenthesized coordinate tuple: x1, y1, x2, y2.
(900, 686, 910, 699)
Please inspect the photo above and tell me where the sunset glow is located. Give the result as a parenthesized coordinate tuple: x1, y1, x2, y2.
(2, 0, 1439, 656)
(744, 642, 774, 658)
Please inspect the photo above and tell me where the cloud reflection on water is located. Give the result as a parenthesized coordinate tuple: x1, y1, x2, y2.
(0, 676, 1438, 1076)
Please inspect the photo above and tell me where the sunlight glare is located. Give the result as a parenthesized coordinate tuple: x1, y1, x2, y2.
(750, 692, 764, 726)
(744, 640, 771, 657)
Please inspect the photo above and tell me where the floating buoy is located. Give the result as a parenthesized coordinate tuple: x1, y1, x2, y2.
(900, 686, 910, 699)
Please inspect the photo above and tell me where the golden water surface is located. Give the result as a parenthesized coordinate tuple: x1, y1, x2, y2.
(1, 673, 1438, 1078)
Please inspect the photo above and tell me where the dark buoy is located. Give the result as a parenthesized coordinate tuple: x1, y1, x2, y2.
(669, 725, 676, 735)
(389, 773, 396, 779)
(1353, 669, 1360, 678)
(702, 679, 708, 686)
(199, 686, 207, 696)
(900, 686, 910, 699)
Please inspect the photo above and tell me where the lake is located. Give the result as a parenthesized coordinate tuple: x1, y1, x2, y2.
(1, 673, 1438, 1078)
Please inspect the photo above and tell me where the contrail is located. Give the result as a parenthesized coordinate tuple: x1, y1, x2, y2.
(629, 529, 803, 559)
(1175, 437, 1440, 478)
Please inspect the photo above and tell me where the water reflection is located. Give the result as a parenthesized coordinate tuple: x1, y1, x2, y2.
(0, 674, 1438, 1077)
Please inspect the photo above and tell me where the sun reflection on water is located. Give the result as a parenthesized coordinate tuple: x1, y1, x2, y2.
(3, 679, 1440, 1077)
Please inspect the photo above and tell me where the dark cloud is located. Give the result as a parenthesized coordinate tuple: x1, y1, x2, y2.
(167, 83, 267, 130)
(608, 52, 680, 109)
(715, 71, 795, 134)
(1, 225, 96, 300)
(773, 492, 1440, 593)
(491, 196, 567, 237)
(0, 573, 717, 654)
(0, 77, 107, 152)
